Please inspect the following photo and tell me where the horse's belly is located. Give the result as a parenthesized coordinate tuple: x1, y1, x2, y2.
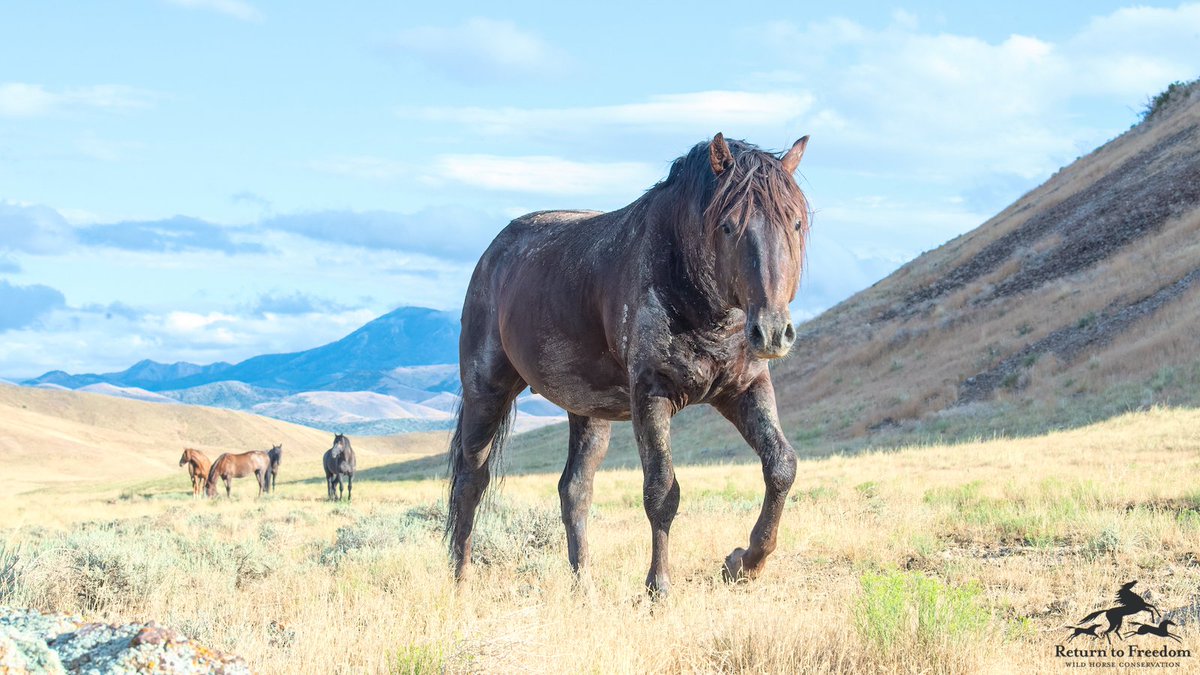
(509, 334, 632, 421)
(536, 380, 632, 421)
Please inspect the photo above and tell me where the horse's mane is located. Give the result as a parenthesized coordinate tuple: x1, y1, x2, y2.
(644, 137, 810, 302)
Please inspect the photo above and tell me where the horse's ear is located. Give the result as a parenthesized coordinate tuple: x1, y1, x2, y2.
(709, 133, 734, 176)
(781, 135, 809, 174)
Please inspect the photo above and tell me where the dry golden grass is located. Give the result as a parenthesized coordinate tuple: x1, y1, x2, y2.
(5, 404, 1200, 673)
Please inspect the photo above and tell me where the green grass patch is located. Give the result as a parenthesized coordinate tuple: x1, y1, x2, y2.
(855, 570, 990, 651)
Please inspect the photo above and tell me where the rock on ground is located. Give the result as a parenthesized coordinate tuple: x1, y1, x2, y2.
(0, 606, 250, 674)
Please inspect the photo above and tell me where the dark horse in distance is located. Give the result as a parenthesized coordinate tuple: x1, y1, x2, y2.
(179, 448, 212, 498)
(323, 433, 356, 501)
(266, 443, 283, 493)
(205, 449, 272, 498)
(446, 133, 811, 594)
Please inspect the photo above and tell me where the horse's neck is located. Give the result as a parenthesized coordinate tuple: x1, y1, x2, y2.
(654, 217, 729, 329)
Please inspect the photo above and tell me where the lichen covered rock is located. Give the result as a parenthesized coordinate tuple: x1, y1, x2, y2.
(0, 606, 250, 674)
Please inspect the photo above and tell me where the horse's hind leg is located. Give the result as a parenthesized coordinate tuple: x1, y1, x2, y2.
(448, 361, 524, 582)
(558, 414, 611, 576)
(714, 373, 796, 582)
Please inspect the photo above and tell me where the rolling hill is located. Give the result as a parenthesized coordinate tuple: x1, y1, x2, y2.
(513, 79, 1200, 467)
(0, 381, 449, 493)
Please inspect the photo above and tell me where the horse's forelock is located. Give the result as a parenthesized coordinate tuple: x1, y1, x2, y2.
(702, 145, 810, 260)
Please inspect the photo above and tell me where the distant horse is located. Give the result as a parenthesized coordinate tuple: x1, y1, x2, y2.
(178, 448, 211, 498)
(446, 133, 811, 594)
(205, 450, 271, 498)
(323, 434, 356, 501)
(266, 443, 283, 493)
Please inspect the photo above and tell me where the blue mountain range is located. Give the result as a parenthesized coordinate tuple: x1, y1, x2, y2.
(24, 306, 461, 394)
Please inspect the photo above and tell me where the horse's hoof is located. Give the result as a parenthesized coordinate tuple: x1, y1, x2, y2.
(644, 574, 671, 600)
(722, 548, 755, 583)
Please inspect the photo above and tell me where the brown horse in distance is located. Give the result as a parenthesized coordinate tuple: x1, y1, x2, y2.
(447, 133, 811, 595)
(178, 448, 211, 498)
(205, 450, 271, 498)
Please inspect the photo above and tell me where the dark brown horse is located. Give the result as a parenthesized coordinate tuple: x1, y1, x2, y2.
(266, 443, 283, 493)
(446, 133, 810, 594)
(178, 448, 211, 498)
(323, 434, 356, 501)
(205, 449, 271, 498)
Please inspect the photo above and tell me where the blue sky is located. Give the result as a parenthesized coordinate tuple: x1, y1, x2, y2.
(1, 1, 1198, 378)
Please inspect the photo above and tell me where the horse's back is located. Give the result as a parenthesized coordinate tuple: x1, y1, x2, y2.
(462, 207, 644, 417)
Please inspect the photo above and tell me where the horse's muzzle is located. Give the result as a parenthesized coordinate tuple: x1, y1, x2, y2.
(748, 312, 796, 359)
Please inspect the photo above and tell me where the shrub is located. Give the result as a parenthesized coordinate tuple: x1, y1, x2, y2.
(1140, 79, 1199, 122)
(319, 507, 441, 567)
(856, 570, 990, 652)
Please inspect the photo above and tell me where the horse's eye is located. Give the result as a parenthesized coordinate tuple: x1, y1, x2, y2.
(794, 220, 803, 231)
(721, 223, 732, 235)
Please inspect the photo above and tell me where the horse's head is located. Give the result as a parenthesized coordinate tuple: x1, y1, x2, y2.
(705, 133, 810, 359)
(179, 449, 189, 466)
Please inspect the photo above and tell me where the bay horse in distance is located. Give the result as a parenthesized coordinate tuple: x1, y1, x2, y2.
(205, 449, 271, 498)
(447, 132, 811, 595)
(323, 433, 356, 501)
(178, 448, 211, 498)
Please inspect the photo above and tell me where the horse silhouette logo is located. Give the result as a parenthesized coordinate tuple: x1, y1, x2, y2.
(1126, 619, 1183, 643)
(1067, 580, 1162, 644)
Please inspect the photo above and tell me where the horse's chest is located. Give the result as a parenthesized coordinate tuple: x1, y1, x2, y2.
(657, 338, 755, 401)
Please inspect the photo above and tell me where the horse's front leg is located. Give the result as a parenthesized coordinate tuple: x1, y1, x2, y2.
(714, 372, 796, 582)
(558, 413, 612, 576)
(632, 386, 679, 597)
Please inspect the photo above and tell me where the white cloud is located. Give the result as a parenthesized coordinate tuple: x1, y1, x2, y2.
(0, 306, 379, 379)
(406, 90, 814, 136)
(389, 17, 566, 82)
(0, 201, 76, 253)
(1066, 4, 1200, 97)
(164, 0, 263, 22)
(755, 6, 1200, 185)
(430, 154, 661, 195)
(0, 83, 152, 118)
(306, 156, 410, 181)
(163, 311, 238, 334)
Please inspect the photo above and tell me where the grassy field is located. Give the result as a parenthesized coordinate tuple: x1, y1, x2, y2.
(4, 406, 1200, 672)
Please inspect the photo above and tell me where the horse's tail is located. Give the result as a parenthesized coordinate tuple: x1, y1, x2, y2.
(444, 395, 515, 542)
(1078, 609, 1106, 625)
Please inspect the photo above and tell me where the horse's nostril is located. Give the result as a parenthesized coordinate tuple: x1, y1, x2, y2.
(751, 324, 766, 345)
(784, 323, 795, 341)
